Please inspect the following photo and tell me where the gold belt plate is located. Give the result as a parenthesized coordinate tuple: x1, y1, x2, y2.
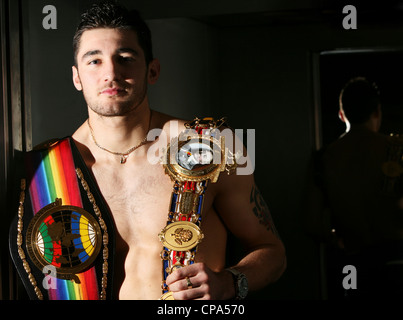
(25, 198, 102, 282)
(158, 221, 204, 251)
(160, 291, 174, 300)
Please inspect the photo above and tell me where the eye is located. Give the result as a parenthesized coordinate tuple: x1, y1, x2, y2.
(118, 55, 135, 63)
(88, 59, 101, 65)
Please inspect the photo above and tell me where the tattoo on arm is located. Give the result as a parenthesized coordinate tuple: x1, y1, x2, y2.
(250, 184, 280, 238)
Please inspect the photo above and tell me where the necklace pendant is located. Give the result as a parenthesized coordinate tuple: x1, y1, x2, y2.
(120, 155, 128, 164)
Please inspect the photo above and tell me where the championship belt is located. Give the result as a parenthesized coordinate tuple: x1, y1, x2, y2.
(158, 117, 237, 300)
(9, 137, 115, 300)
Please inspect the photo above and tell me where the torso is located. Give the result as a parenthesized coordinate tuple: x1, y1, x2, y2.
(73, 112, 228, 299)
(322, 127, 403, 253)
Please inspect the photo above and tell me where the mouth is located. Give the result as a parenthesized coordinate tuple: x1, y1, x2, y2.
(100, 87, 127, 96)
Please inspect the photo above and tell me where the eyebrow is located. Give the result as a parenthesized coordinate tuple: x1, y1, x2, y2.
(81, 48, 139, 62)
(116, 48, 139, 56)
(81, 50, 102, 62)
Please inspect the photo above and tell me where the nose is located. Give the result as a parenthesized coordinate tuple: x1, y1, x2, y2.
(103, 59, 121, 82)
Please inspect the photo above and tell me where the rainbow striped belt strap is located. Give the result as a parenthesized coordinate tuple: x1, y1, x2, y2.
(10, 137, 113, 300)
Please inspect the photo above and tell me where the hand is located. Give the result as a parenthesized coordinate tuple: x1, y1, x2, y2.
(166, 262, 235, 300)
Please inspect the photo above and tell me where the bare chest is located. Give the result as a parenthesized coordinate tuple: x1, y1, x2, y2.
(91, 159, 174, 245)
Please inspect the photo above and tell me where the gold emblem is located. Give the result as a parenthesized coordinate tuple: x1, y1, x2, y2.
(25, 198, 102, 282)
(159, 221, 203, 251)
(164, 134, 226, 183)
(172, 227, 193, 245)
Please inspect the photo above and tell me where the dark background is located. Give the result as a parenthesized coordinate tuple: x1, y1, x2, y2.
(4, 0, 403, 300)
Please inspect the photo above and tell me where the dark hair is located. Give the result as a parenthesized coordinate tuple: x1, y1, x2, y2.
(339, 77, 380, 124)
(73, 1, 153, 66)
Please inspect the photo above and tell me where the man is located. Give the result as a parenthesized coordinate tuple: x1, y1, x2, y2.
(12, 2, 286, 300)
(307, 77, 403, 298)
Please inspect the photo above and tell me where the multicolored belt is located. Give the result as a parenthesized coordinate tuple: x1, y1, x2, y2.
(9, 137, 115, 300)
(159, 117, 237, 300)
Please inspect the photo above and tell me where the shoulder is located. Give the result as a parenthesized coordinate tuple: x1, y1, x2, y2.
(31, 137, 66, 151)
(325, 130, 389, 152)
(152, 110, 189, 140)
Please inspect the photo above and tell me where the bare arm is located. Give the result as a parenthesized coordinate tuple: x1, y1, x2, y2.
(214, 173, 287, 293)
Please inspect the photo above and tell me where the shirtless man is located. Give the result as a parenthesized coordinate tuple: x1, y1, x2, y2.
(70, 2, 286, 300)
(308, 77, 403, 298)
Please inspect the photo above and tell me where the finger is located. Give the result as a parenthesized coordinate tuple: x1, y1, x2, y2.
(166, 264, 198, 286)
(169, 276, 197, 292)
(172, 286, 206, 300)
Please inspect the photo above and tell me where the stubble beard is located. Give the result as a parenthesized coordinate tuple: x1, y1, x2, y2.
(84, 77, 148, 118)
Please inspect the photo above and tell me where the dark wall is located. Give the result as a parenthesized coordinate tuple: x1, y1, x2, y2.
(22, 0, 403, 299)
(215, 20, 403, 299)
(26, 0, 87, 146)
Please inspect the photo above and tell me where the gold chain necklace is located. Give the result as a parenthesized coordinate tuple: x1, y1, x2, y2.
(87, 114, 151, 164)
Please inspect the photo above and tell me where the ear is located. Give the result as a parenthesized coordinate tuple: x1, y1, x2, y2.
(338, 109, 346, 123)
(72, 66, 83, 91)
(147, 58, 160, 85)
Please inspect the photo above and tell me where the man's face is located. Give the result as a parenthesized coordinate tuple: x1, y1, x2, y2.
(195, 150, 213, 164)
(72, 28, 153, 117)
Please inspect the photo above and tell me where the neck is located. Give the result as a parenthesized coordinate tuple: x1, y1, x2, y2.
(87, 102, 152, 155)
(349, 120, 378, 134)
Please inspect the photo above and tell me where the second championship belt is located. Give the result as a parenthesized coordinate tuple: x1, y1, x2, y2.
(9, 138, 114, 300)
(158, 117, 237, 300)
